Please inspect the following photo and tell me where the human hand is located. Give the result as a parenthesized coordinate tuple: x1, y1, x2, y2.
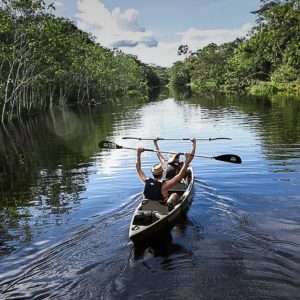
(190, 138, 196, 143)
(137, 147, 144, 154)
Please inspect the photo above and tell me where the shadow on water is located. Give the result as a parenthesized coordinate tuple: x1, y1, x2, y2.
(0, 98, 148, 257)
(0, 107, 103, 256)
(0, 193, 139, 299)
(132, 212, 194, 262)
(105, 185, 265, 299)
(131, 190, 199, 264)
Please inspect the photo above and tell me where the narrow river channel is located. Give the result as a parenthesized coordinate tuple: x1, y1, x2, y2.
(0, 95, 299, 299)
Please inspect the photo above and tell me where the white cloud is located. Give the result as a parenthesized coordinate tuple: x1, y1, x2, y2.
(74, 0, 252, 67)
(75, 0, 157, 49)
(112, 7, 144, 32)
(120, 41, 181, 67)
(178, 22, 252, 53)
(53, 1, 66, 13)
(125, 22, 252, 67)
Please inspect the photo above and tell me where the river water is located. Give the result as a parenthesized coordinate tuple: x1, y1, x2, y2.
(0, 95, 299, 299)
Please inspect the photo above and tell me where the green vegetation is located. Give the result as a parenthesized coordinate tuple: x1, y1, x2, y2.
(1, 0, 298, 121)
(169, 0, 300, 96)
(0, 0, 166, 121)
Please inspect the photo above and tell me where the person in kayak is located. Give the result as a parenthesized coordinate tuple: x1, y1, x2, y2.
(153, 138, 196, 180)
(136, 147, 194, 209)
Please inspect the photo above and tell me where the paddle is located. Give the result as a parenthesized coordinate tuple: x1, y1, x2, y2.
(122, 137, 231, 141)
(99, 141, 242, 164)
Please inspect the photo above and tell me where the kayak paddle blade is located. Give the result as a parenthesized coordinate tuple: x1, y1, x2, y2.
(214, 154, 242, 164)
(98, 141, 123, 149)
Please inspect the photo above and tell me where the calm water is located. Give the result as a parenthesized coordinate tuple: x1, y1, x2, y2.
(0, 95, 299, 299)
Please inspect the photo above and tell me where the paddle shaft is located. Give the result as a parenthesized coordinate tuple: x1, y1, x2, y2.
(122, 137, 231, 141)
(99, 141, 242, 163)
(119, 145, 218, 159)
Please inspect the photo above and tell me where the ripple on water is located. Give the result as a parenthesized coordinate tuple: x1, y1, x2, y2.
(1, 96, 300, 299)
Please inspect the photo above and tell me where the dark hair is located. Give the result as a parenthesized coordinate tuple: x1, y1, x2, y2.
(153, 174, 162, 179)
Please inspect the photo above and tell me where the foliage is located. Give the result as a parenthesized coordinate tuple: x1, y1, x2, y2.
(248, 81, 279, 96)
(187, 41, 242, 91)
(167, 61, 191, 92)
(172, 0, 300, 96)
(0, 0, 161, 121)
(249, 79, 300, 96)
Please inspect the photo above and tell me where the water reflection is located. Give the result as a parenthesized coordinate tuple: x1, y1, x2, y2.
(0, 100, 145, 256)
(0, 94, 299, 299)
(187, 94, 300, 157)
(133, 213, 194, 262)
(1, 94, 299, 258)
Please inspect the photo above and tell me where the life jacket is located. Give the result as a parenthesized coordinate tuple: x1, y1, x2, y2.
(165, 162, 183, 179)
(143, 178, 164, 201)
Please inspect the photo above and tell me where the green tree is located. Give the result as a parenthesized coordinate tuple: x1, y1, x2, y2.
(173, 0, 299, 95)
(0, 0, 165, 121)
(168, 61, 191, 92)
(224, 0, 300, 94)
(187, 41, 241, 91)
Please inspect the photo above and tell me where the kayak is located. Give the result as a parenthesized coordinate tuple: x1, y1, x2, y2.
(129, 167, 194, 244)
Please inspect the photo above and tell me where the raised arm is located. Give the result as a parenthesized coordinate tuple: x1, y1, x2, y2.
(162, 152, 194, 190)
(136, 148, 146, 183)
(190, 138, 196, 157)
(153, 138, 165, 164)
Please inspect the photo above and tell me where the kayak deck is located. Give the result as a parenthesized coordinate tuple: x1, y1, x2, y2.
(139, 199, 169, 214)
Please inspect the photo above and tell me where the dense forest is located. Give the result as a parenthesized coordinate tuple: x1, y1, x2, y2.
(0, 0, 167, 121)
(169, 0, 300, 96)
(0, 0, 299, 122)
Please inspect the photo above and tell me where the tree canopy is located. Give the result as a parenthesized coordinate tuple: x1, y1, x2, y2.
(0, 0, 165, 121)
(169, 0, 300, 96)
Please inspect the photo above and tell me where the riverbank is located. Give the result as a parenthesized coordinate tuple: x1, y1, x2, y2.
(0, 1, 168, 122)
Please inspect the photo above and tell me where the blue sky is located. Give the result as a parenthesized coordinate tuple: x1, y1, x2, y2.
(46, 0, 261, 67)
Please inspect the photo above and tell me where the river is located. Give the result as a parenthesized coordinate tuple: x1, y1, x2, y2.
(0, 94, 299, 299)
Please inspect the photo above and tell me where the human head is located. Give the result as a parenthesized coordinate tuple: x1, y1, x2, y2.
(168, 152, 180, 163)
(151, 163, 163, 178)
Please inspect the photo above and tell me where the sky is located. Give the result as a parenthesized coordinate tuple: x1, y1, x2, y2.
(45, 0, 262, 67)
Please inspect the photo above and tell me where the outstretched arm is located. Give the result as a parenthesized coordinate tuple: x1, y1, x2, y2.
(136, 148, 146, 183)
(153, 138, 165, 164)
(190, 138, 196, 157)
(162, 153, 194, 190)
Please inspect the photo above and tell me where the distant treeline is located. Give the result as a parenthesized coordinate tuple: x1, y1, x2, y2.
(169, 0, 300, 96)
(1, 0, 299, 122)
(0, 0, 168, 121)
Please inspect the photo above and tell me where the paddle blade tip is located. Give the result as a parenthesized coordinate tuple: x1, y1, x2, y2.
(235, 157, 242, 164)
(215, 154, 242, 164)
(230, 155, 242, 164)
(98, 140, 122, 149)
(98, 140, 106, 148)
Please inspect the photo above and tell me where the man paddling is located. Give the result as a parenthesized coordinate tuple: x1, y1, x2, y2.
(136, 145, 195, 209)
(153, 138, 196, 180)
